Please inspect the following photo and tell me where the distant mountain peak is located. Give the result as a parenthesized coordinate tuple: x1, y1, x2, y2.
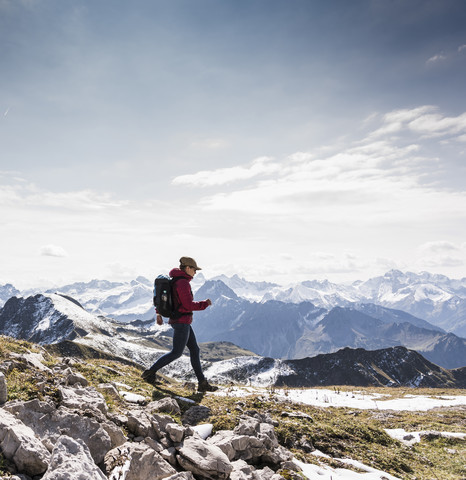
(196, 279, 239, 301)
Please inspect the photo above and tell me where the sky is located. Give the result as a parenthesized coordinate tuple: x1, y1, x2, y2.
(1, 0, 466, 289)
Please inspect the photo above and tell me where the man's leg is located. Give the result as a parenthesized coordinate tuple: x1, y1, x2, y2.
(186, 326, 218, 392)
(142, 324, 190, 383)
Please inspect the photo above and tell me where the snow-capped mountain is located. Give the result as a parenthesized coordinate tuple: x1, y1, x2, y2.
(1, 270, 465, 334)
(204, 346, 465, 389)
(39, 273, 207, 323)
(0, 269, 465, 366)
(260, 270, 466, 337)
(193, 280, 466, 369)
(0, 283, 20, 307)
(0, 293, 172, 368)
(0, 291, 464, 388)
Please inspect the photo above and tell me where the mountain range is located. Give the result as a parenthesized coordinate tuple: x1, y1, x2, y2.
(1, 269, 465, 335)
(0, 269, 465, 369)
(0, 292, 464, 388)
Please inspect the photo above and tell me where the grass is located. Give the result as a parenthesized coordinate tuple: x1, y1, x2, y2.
(0, 335, 465, 479)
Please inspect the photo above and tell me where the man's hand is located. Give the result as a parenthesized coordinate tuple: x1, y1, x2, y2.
(206, 299, 212, 306)
(156, 314, 163, 325)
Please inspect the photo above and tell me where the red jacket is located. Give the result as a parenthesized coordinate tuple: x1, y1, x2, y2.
(168, 268, 209, 324)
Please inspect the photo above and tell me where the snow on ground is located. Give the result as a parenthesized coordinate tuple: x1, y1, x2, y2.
(211, 385, 465, 480)
(385, 428, 466, 445)
(214, 386, 466, 411)
(294, 457, 401, 480)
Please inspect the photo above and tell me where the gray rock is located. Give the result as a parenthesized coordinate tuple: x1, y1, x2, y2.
(166, 422, 186, 443)
(0, 408, 50, 477)
(209, 415, 291, 467)
(165, 473, 196, 480)
(9, 352, 52, 373)
(0, 372, 7, 404)
(151, 412, 176, 440)
(65, 369, 89, 387)
(105, 442, 177, 480)
(97, 383, 121, 400)
(176, 435, 233, 480)
(148, 397, 181, 415)
(181, 405, 211, 426)
(5, 399, 115, 464)
(126, 410, 156, 438)
(58, 385, 107, 413)
(41, 436, 106, 480)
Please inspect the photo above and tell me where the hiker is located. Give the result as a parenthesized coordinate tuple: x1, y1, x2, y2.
(142, 256, 218, 392)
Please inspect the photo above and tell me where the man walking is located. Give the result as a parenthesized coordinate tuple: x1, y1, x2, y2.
(142, 256, 217, 392)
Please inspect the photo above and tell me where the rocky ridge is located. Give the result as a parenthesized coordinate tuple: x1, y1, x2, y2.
(0, 345, 302, 480)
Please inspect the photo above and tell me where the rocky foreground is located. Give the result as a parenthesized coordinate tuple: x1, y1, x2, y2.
(0, 350, 302, 480)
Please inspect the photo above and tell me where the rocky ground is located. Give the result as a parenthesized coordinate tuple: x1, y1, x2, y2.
(0, 336, 464, 480)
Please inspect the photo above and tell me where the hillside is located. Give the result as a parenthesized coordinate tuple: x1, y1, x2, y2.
(0, 336, 465, 480)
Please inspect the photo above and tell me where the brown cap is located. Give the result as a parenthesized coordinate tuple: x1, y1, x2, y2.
(179, 256, 202, 270)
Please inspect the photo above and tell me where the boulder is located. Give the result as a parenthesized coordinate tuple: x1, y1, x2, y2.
(209, 415, 291, 466)
(4, 399, 117, 464)
(230, 460, 286, 480)
(165, 473, 196, 480)
(97, 383, 120, 400)
(0, 372, 7, 404)
(126, 410, 156, 439)
(181, 405, 211, 426)
(105, 442, 177, 480)
(148, 397, 181, 415)
(0, 408, 50, 477)
(176, 434, 233, 480)
(64, 368, 89, 387)
(166, 423, 186, 443)
(41, 436, 106, 480)
(58, 385, 107, 413)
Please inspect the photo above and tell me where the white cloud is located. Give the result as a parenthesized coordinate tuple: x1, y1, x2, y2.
(0, 178, 126, 211)
(40, 245, 68, 257)
(459, 44, 466, 53)
(368, 106, 466, 142)
(419, 241, 459, 253)
(172, 156, 279, 187)
(426, 53, 447, 65)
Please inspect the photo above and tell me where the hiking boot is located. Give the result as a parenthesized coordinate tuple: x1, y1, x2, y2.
(141, 369, 160, 386)
(198, 379, 218, 392)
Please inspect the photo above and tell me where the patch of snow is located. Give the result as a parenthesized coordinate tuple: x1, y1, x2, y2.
(191, 424, 213, 439)
(294, 457, 401, 480)
(214, 386, 466, 411)
(119, 391, 146, 404)
(385, 428, 466, 446)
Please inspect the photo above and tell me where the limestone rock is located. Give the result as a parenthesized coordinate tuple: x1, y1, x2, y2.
(41, 436, 106, 480)
(176, 435, 233, 480)
(58, 385, 107, 413)
(64, 368, 89, 387)
(0, 372, 7, 404)
(105, 442, 176, 480)
(148, 397, 181, 415)
(0, 408, 50, 477)
(5, 399, 115, 464)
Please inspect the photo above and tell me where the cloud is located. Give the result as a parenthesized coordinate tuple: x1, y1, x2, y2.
(417, 241, 465, 271)
(172, 156, 279, 187)
(40, 245, 68, 257)
(419, 241, 459, 254)
(459, 45, 466, 53)
(0, 178, 126, 211)
(426, 53, 447, 65)
(369, 106, 466, 140)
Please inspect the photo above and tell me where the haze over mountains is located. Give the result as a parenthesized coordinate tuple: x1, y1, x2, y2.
(0, 269, 465, 371)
